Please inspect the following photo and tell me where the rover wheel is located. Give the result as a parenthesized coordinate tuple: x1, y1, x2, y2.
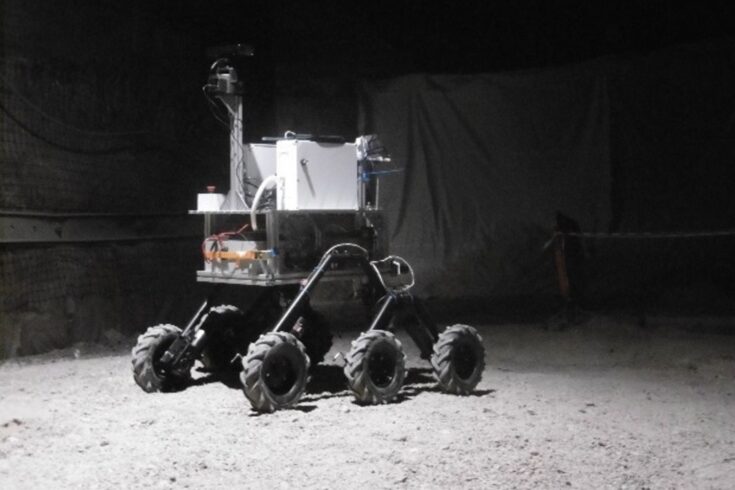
(431, 324, 485, 395)
(199, 305, 246, 371)
(240, 332, 310, 413)
(131, 324, 189, 393)
(344, 330, 406, 404)
(293, 310, 333, 367)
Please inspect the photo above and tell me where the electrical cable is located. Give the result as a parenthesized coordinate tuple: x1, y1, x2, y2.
(201, 223, 250, 262)
(202, 84, 250, 207)
(209, 58, 230, 72)
(230, 126, 248, 207)
(201, 85, 231, 130)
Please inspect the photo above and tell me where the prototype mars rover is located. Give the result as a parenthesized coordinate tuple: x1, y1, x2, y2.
(131, 50, 485, 412)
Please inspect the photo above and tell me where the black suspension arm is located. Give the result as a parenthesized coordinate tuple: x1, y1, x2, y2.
(411, 297, 440, 342)
(271, 245, 386, 332)
(269, 243, 439, 362)
(160, 285, 222, 369)
(367, 294, 397, 332)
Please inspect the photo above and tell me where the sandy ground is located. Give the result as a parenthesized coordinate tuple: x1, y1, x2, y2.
(1, 315, 734, 489)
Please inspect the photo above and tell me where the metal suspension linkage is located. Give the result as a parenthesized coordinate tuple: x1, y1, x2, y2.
(268, 243, 439, 359)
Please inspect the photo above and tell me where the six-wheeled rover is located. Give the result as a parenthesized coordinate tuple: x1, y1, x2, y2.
(131, 49, 486, 412)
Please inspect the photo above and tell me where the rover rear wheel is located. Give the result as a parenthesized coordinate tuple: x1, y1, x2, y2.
(240, 332, 310, 413)
(293, 310, 333, 367)
(199, 305, 246, 371)
(131, 324, 189, 393)
(344, 330, 406, 404)
(431, 324, 485, 395)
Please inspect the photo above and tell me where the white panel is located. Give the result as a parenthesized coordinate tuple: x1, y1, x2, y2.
(276, 140, 358, 210)
(244, 144, 277, 188)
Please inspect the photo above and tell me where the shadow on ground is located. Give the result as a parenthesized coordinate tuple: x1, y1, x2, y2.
(302, 365, 494, 404)
(185, 364, 494, 413)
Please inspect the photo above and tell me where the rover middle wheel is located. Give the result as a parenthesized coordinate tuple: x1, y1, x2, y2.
(240, 332, 310, 413)
(344, 330, 406, 404)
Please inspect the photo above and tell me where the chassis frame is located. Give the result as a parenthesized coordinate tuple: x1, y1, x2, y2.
(156, 244, 440, 379)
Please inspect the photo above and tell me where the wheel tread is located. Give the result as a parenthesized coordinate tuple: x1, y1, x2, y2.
(131, 324, 188, 393)
(240, 332, 310, 412)
(431, 324, 485, 395)
(198, 305, 248, 371)
(344, 330, 406, 404)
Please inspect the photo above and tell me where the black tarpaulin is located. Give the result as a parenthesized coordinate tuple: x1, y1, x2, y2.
(359, 68, 611, 297)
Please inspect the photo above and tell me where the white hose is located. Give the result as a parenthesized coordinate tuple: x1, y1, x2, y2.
(250, 175, 280, 231)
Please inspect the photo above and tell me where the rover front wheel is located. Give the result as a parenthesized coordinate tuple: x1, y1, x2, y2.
(131, 324, 190, 393)
(344, 330, 406, 404)
(240, 332, 310, 413)
(431, 324, 485, 395)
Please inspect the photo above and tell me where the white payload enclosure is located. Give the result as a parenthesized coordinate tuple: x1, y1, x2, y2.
(196, 56, 386, 215)
(202, 139, 360, 212)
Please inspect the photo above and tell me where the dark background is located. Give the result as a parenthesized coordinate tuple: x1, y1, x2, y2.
(2, 0, 735, 356)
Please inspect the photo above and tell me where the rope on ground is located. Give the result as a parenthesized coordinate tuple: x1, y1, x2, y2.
(544, 228, 735, 251)
(556, 229, 735, 239)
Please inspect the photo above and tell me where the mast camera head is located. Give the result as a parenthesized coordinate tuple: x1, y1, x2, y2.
(204, 44, 255, 95)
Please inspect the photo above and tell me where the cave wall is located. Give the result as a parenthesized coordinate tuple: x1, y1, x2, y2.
(0, 1, 224, 357)
(2, 1, 735, 357)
